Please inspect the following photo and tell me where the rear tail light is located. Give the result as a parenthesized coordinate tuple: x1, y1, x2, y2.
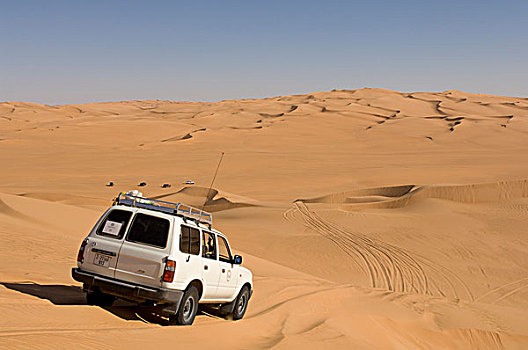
(162, 259, 176, 282)
(77, 239, 88, 263)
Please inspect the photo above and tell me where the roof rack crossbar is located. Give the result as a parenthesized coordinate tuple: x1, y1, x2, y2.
(114, 192, 213, 225)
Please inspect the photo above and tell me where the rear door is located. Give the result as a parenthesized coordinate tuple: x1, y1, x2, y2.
(216, 235, 238, 299)
(172, 224, 202, 288)
(82, 208, 134, 279)
(114, 210, 173, 288)
(201, 230, 221, 300)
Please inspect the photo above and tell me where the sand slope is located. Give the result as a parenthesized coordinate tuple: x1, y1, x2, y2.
(1, 89, 528, 349)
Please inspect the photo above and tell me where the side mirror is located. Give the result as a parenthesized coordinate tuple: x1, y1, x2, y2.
(233, 255, 242, 265)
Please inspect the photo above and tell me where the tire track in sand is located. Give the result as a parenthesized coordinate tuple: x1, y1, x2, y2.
(475, 277, 528, 305)
(285, 202, 473, 300)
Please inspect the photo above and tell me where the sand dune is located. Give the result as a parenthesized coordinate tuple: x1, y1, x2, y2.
(298, 179, 528, 209)
(151, 186, 262, 212)
(1, 88, 528, 349)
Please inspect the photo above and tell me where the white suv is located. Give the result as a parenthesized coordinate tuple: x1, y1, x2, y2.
(72, 192, 253, 325)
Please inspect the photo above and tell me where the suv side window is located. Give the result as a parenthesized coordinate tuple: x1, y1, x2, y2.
(202, 231, 217, 260)
(126, 213, 170, 249)
(96, 209, 132, 239)
(180, 225, 200, 255)
(217, 236, 233, 263)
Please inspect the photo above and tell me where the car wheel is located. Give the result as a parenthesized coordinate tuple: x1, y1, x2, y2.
(232, 286, 250, 320)
(171, 286, 199, 325)
(86, 291, 115, 307)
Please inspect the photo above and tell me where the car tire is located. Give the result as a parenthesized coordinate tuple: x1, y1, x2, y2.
(231, 286, 250, 320)
(171, 286, 199, 325)
(86, 291, 115, 307)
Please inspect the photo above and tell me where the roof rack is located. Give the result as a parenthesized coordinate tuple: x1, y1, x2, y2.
(113, 192, 213, 226)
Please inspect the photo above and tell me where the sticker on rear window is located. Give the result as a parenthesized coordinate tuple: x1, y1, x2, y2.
(102, 221, 123, 236)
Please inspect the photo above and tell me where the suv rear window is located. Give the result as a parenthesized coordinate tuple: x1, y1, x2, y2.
(126, 213, 170, 248)
(202, 231, 217, 260)
(96, 209, 132, 239)
(180, 226, 200, 255)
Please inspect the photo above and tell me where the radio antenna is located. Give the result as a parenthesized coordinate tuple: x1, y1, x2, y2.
(202, 152, 224, 211)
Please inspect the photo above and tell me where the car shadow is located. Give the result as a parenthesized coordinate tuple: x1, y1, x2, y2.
(0, 282, 213, 325)
(1, 282, 87, 305)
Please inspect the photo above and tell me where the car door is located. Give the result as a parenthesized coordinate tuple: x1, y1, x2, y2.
(82, 208, 135, 279)
(201, 230, 221, 300)
(172, 224, 202, 289)
(114, 210, 173, 288)
(216, 235, 238, 300)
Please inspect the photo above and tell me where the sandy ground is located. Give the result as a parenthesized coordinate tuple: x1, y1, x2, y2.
(1, 88, 527, 349)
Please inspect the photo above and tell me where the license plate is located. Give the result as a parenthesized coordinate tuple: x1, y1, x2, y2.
(93, 253, 111, 267)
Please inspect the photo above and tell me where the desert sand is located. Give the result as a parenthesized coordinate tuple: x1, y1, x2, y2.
(1, 88, 527, 349)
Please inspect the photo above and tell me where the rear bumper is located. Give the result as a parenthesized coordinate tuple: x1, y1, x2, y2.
(72, 268, 183, 311)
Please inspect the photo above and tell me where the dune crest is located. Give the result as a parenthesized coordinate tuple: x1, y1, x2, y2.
(298, 179, 528, 210)
(152, 186, 260, 212)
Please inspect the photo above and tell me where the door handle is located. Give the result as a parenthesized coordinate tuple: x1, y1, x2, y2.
(222, 268, 226, 273)
(91, 248, 116, 257)
(204, 265, 208, 270)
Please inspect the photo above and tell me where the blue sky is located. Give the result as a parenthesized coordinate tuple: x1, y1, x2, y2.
(1, 0, 526, 104)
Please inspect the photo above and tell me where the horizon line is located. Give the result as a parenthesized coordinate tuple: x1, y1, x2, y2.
(2, 87, 527, 107)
